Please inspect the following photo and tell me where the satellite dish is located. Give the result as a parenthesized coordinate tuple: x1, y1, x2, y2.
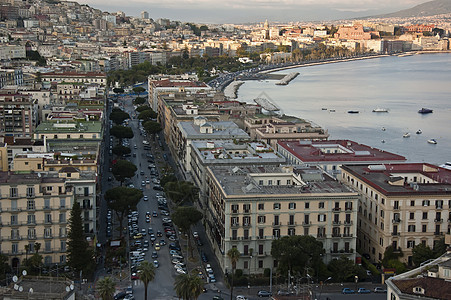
(14, 284, 19, 290)
(12, 276, 18, 283)
(22, 270, 27, 276)
(29, 288, 33, 293)
(19, 286, 23, 292)
(66, 286, 70, 292)
(70, 284, 74, 290)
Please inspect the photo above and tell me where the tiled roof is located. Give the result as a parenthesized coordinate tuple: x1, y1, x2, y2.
(392, 277, 451, 299)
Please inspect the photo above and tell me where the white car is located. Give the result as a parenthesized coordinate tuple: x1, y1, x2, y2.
(236, 296, 248, 300)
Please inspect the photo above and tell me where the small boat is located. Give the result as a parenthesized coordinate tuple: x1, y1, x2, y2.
(348, 110, 359, 114)
(440, 162, 451, 170)
(322, 108, 327, 110)
(418, 108, 433, 114)
(329, 109, 335, 112)
(428, 139, 437, 144)
(381, 140, 385, 143)
(373, 108, 389, 113)
(403, 133, 410, 138)
(382, 127, 386, 131)
(416, 129, 422, 134)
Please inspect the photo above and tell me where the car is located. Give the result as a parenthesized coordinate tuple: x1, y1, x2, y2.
(236, 296, 248, 300)
(169, 243, 181, 251)
(342, 288, 355, 294)
(131, 272, 139, 280)
(141, 229, 147, 236)
(154, 243, 160, 251)
(143, 196, 148, 201)
(141, 180, 146, 186)
(150, 234, 156, 241)
(148, 228, 154, 234)
(213, 297, 224, 300)
(140, 170, 145, 175)
(145, 217, 150, 223)
(170, 250, 181, 255)
(124, 295, 135, 300)
(156, 230, 162, 237)
(358, 288, 371, 294)
(114, 291, 127, 300)
(153, 185, 163, 190)
(257, 290, 272, 297)
(152, 211, 158, 217)
(133, 233, 143, 239)
(159, 239, 166, 246)
(193, 231, 199, 239)
(374, 287, 387, 293)
(153, 260, 159, 268)
(151, 251, 158, 258)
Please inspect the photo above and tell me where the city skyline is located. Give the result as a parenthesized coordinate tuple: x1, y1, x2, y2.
(79, 0, 427, 23)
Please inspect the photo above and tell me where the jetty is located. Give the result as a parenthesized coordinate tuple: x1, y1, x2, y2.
(254, 97, 279, 111)
(223, 80, 244, 99)
(275, 72, 299, 85)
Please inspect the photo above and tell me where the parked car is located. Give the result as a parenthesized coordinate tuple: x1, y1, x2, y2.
(358, 288, 371, 294)
(374, 287, 387, 293)
(342, 288, 355, 294)
(236, 296, 248, 300)
(257, 290, 272, 297)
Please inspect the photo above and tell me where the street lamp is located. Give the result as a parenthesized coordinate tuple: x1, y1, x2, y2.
(318, 277, 332, 300)
(354, 275, 358, 291)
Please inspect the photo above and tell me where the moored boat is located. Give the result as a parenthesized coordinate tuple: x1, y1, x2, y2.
(373, 108, 389, 112)
(416, 129, 422, 134)
(418, 108, 433, 114)
(403, 133, 410, 138)
(348, 110, 359, 114)
(428, 139, 437, 144)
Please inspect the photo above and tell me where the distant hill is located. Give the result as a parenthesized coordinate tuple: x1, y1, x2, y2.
(373, 0, 451, 18)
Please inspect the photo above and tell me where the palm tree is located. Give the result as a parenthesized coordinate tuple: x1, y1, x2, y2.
(174, 273, 204, 300)
(227, 247, 241, 300)
(96, 277, 116, 300)
(138, 261, 156, 300)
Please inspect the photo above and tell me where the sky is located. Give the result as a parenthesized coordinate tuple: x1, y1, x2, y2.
(78, 0, 428, 23)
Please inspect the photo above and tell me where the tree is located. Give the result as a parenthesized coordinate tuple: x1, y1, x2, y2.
(34, 242, 41, 253)
(111, 160, 137, 184)
(271, 235, 324, 277)
(105, 187, 142, 238)
(138, 261, 155, 300)
(133, 86, 146, 96)
(0, 254, 10, 280)
(143, 120, 162, 135)
(433, 238, 447, 257)
(227, 248, 241, 300)
(112, 145, 131, 157)
(67, 202, 94, 274)
(96, 277, 116, 300)
(174, 273, 204, 300)
(138, 109, 157, 121)
(412, 243, 434, 266)
(164, 181, 198, 205)
(382, 245, 403, 267)
(112, 87, 124, 94)
(160, 174, 177, 187)
(24, 244, 30, 260)
(110, 125, 134, 141)
(109, 108, 129, 125)
(172, 206, 203, 258)
(136, 105, 150, 113)
(134, 97, 146, 105)
(327, 256, 364, 282)
(23, 253, 43, 275)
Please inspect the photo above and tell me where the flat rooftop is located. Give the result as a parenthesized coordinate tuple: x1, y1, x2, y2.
(278, 140, 406, 163)
(341, 163, 451, 196)
(178, 121, 249, 140)
(208, 165, 356, 197)
(35, 121, 102, 133)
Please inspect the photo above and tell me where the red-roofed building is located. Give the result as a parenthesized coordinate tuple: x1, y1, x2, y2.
(340, 163, 451, 265)
(277, 140, 406, 177)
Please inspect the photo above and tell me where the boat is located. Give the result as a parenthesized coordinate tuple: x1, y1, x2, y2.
(440, 162, 451, 170)
(381, 140, 385, 143)
(416, 129, 422, 134)
(329, 109, 336, 112)
(322, 108, 327, 110)
(348, 110, 359, 114)
(418, 108, 433, 114)
(403, 133, 410, 138)
(428, 139, 437, 144)
(382, 127, 386, 131)
(373, 108, 389, 113)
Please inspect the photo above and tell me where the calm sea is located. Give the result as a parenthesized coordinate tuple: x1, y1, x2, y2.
(236, 53, 451, 165)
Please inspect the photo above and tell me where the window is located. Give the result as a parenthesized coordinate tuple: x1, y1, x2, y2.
(422, 212, 428, 219)
(10, 215, 17, 225)
(44, 228, 52, 238)
(345, 202, 353, 210)
(243, 229, 249, 239)
(231, 217, 239, 226)
(46, 186, 53, 191)
(12, 243, 18, 254)
(288, 228, 296, 236)
(60, 255, 66, 263)
(289, 215, 295, 226)
(407, 240, 415, 248)
(268, 180, 272, 185)
(231, 204, 238, 213)
(232, 230, 237, 240)
(10, 187, 18, 198)
(436, 200, 443, 209)
(394, 201, 399, 209)
(59, 213, 66, 223)
(45, 241, 51, 252)
(289, 203, 296, 210)
(304, 214, 310, 224)
(304, 227, 309, 236)
(59, 227, 67, 237)
(422, 200, 430, 206)
(273, 229, 280, 238)
(273, 203, 280, 210)
(11, 200, 17, 210)
(258, 216, 266, 224)
(319, 202, 325, 209)
(61, 240, 66, 251)
(410, 200, 415, 206)
(243, 204, 250, 213)
(27, 214, 35, 224)
(259, 244, 264, 255)
(318, 214, 326, 222)
(60, 198, 66, 209)
(258, 228, 264, 239)
(26, 187, 35, 197)
(305, 202, 310, 209)
(273, 215, 279, 226)
(44, 199, 50, 209)
(409, 212, 414, 220)
(243, 216, 250, 226)
(27, 228, 36, 239)
(259, 180, 263, 185)
(422, 225, 427, 232)
(27, 199, 35, 210)
(408, 225, 416, 232)
(258, 203, 264, 210)
(45, 213, 52, 223)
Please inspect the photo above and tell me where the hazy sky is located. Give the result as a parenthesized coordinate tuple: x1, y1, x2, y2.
(79, 0, 428, 23)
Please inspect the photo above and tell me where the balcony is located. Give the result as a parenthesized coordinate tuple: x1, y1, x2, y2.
(434, 232, 443, 236)
(391, 232, 400, 236)
(434, 218, 443, 223)
(302, 221, 311, 226)
(27, 235, 37, 240)
(231, 223, 239, 228)
(317, 234, 326, 239)
(343, 233, 353, 238)
(392, 219, 401, 224)
(243, 210, 251, 214)
(332, 207, 341, 212)
(43, 235, 53, 239)
(394, 206, 400, 210)
(345, 206, 353, 211)
(243, 223, 250, 228)
(8, 236, 23, 241)
(332, 233, 342, 238)
(333, 221, 341, 225)
(272, 222, 282, 227)
(288, 222, 297, 226)
(231, 210, 238, 214)
(344, 221, 353, 226)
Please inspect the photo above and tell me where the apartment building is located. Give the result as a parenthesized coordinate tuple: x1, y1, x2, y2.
(33, 121, 102, 141)
(0, 94, 36, 138)
(277, 140, 406, 178)
(244, 114, 329, 149)
(205, 165, 359, 274)
(340, 163, 451, 265)
(0, 171, 74, 267)
(41, 72, 107, 87)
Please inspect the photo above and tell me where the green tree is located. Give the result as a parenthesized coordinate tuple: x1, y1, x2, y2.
(96, 276, 116, 300)
(34, 242, 41, 253)
(109, 108, 129, 125)
(172, 206, 203, 258)
(138, 261, 156, 300)
(160, 174, 178, 187)
(110, 125, 134, 141)
(327, 256, 364, 282)
(134, 97, 146, 105)
(385, 259, 407, 274)
(67, 202, 94, 274)
(23, 253, 43, 275)
(227, 248, 241, 300)
(112, 145, 131, 157)
(382, 245, 403, 267)
(24, 244, 30, 260)
(112, 87, 124, 94)
(133, 86, 146, 96)
(412, 243, 434, 266)
(271, 235, 324, 277)
(136, 105, 150, 112)
(143, 120, 162, 135)
(105, 187, 142, 238)
(164, 181, 198, 205)
(174, 273, 204, 299)
(433, 238, 447, 257)
(138, 109, 157, 121)
(111, 160, 137, 184)
(0, 254, 10, 280)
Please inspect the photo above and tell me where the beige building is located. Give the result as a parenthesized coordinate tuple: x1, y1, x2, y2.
(0, 171, 74, 268)
(0, 93, 36, 138)
(244, 114, 329, 149)
(205, 165, 359, 274)
(340, 163, 451, 265)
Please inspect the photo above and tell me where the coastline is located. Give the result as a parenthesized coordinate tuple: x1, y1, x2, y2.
(225, 51, 451, 99)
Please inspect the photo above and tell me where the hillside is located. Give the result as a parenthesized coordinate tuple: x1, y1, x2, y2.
(374, 0, 451, 18)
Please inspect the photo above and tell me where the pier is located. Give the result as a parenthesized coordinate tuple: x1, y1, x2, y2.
(275, 72, 300, 85)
